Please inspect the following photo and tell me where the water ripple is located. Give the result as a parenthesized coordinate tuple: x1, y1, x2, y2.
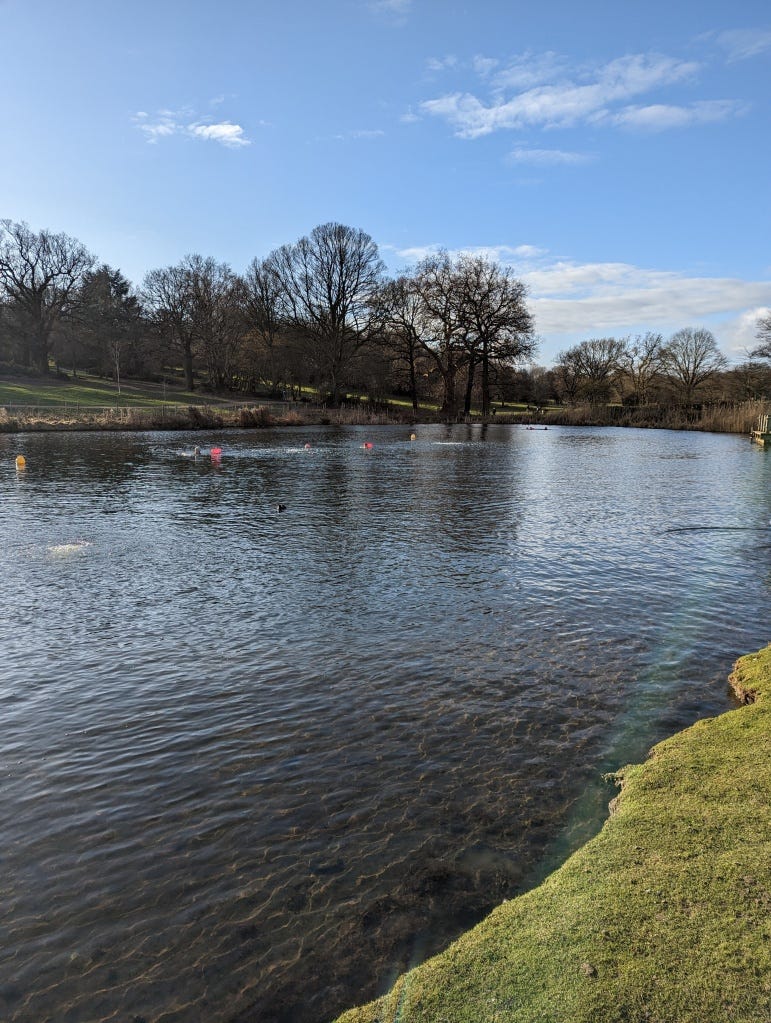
(2, 425, 770, 1022)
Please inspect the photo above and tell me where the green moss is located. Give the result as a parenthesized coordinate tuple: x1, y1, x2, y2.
(336, 648, 771, 1023)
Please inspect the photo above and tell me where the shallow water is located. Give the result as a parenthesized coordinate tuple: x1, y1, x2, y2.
(1, 424, 770, 1022)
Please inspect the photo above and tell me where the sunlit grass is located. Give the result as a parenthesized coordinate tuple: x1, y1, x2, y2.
(0, 374, 231, 408)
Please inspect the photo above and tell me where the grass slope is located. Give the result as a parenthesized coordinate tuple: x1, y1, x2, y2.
(336, 648, 771, 1023)
(0, 374, 232, 408)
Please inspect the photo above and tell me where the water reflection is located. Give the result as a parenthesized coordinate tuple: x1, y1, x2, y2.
(1, 425, 770, 1023)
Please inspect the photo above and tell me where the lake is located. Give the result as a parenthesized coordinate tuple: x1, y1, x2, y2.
(2, 424, 770, 1023)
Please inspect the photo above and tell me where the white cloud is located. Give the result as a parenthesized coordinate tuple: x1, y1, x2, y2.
(602, 99, 743, 131)
(133, 109, 252, 147)
(508, 147, 592, 165)
(716, 28, 771, 62)
(189, 122, 251, 147)
(420, 52, 703, 138)
(522, 261, 771, 360)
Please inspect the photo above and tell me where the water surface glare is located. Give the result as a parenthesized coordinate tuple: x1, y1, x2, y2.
(2, 424, 770, 1022)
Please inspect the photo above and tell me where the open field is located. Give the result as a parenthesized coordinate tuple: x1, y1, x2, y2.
(336, 647, 771, 1023)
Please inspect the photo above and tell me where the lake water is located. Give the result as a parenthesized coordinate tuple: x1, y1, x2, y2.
(2, 424, 770, 1023)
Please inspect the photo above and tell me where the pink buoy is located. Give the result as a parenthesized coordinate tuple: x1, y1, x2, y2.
(304, 443, 312, 450)
(210, 447, 223, 460)
(363, 442, 373, 449)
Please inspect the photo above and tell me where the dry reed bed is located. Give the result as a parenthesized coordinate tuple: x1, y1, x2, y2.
(0, 402, 415, 432)
(1, 400, 767, 434)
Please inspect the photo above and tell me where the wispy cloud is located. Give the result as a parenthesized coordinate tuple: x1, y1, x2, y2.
(324, 128, 386, 142)
(133, 109, 252, 147)
(426, 55, 459, 73)
(715, 27, 771, 62)
(390, 242, 547, 266)
(600, 99, 744, 131)
(508, 147, 592, 165)
(420, 53, 701, 138)
(368, 0, 412, 24)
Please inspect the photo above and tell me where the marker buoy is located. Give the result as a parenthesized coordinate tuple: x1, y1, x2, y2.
(15, 455, 26, 470)
(210, 447, 223, 460)
(410, 433, 417, 441)
(304, 443, 312, 450)
(363, 442, 374, 449)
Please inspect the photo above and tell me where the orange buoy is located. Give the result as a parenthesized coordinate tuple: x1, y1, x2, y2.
(15, 455, 26, 470)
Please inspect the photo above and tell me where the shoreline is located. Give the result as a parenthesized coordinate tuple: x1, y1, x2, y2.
(335, 647, 771, 1023)
(0, 402, 766, 436)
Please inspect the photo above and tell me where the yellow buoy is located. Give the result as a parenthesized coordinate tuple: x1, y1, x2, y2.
(410, 433, 417, 441)
(15, 455, 26, 470)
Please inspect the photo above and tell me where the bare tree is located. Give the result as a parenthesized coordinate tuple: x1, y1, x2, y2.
(553, 348, 583, 404)
(268, 223, 385, 403)
(556, 337, 625, 403)
(0, 219, 95, 372)
(661, 327, 728, 404)
(457, 254, 535, 416)
(143, 262, 198, 390)
(409, 252, 470, 418)
(616, 332, 664, 405)
(751, 311, 771, 359)
(242, 256, 287, 393)
(373, 275, 426, 412)
(186, 255, 245, 391)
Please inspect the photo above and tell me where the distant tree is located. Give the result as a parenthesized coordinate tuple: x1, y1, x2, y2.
(142, 259, 199, 390)
(555, 337, 625, 403)
(408, 252, 469, 418)
(553, 348, 583, 404)
(456, 254, 535, 416)
(751, 310, 771, 359)
(616, 332, 664, 405)
(722, 361, 771, 402)
(660, 327, 728, 404)
(242, 255, 291, 393)
(374, 275, 426, 412)
(268, 223, 385, 403)
(64, 265, 144, 385)
(185, 255, 245, 391)
(0, 219, 95, 372)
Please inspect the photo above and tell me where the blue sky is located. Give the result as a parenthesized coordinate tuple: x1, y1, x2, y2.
(1, 0, 769, 365)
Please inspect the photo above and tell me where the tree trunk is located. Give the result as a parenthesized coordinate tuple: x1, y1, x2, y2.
(481, 339, 490, 416)
(408, 347, 418, 413)
(463, 359, 476, 415)
(183, 343, 195, 391)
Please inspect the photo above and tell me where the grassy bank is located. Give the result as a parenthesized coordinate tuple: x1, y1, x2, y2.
(336, 647, 771, 1023)
(0, 374, 417, 431)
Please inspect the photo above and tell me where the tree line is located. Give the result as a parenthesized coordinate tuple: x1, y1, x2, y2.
(1, 217, 769, 414)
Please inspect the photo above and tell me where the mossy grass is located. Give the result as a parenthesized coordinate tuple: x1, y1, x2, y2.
(336, 647, 771, 1023)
